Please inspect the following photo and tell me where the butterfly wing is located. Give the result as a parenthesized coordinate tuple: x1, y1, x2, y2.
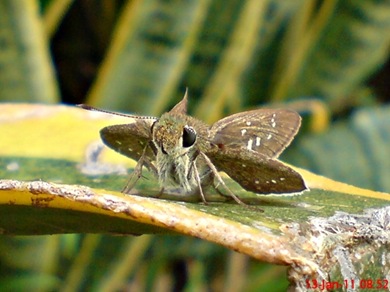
(100, 119, 157, 162)
(209, 148, 307, 194)
(210, 109, 301, 158)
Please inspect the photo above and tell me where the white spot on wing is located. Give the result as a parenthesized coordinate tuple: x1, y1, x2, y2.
(247, 139, 253, 150)
(246, 121, 251, 126)
(241, 129, 247, 136)
(267, 134, 272, 140)
(255, 180, 259, 184)
(115, 140, 122, 145)
(255, 137, 261, 146)
(271, 179, 277, 184)
(242, 164, 246, 168)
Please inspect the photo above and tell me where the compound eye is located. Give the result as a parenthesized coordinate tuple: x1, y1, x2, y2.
(182, 125, 196, 148)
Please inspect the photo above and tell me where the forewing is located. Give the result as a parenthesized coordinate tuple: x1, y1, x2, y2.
(210, 149, 307, 194)
(210, 109, 301, 158)
(100, 119, 156, 162)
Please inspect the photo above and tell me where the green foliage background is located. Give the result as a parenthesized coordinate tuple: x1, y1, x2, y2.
(0, 0, 389, 291)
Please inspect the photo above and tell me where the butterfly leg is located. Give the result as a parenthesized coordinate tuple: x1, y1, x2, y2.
(200, 153, 263, 211)
(154, 187, 165, 198)
(122, 158, 144, 194)
(191, 159, 208, 204)
(214, 187, 235, 202)
(199, 153, 246, 205)
(122, 147, 155, 194)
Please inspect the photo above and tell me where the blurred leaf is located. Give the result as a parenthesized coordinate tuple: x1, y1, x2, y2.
(87, 0, 212, 115)
(0, 1, 59, 103)
(80, 0, 390, 121)
(42, 0, 75, 38)
(193, 0, 267, 122)
(290, 105, 390, 192)
(289, 0, 390, 108)
(0, 274, 60, 291)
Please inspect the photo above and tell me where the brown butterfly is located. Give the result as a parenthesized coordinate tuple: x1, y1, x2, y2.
(79, 91, 306, 205)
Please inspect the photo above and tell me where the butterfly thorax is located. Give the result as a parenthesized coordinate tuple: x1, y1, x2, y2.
(152, 113, 213, 193)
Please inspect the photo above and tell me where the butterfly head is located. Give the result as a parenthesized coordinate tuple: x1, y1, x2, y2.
(152, 113, 197, 157)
